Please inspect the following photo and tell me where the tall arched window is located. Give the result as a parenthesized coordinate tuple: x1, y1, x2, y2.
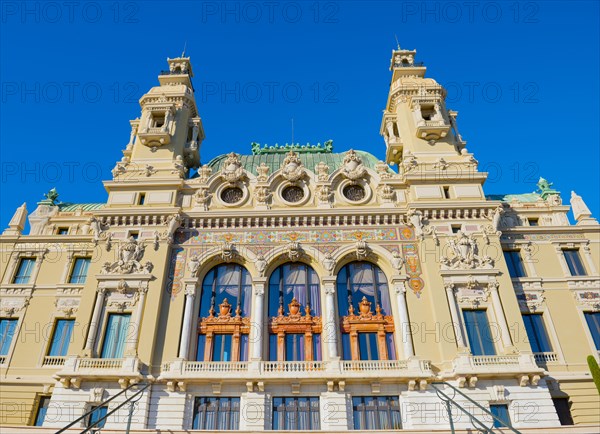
(268, 263, 322, 361)
(196, 264, 251, 362)
(337, 262, 396, 361)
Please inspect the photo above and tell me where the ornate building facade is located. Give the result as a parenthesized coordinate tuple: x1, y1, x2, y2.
(1, 49, 599, 432)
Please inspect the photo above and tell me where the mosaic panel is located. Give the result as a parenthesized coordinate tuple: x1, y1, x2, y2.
(402, 243, 425, 297)
(165, 247, 186, 298)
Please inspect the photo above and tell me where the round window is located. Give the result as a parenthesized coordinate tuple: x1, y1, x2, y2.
(221, 187, 244, 204)
(282, 186, 305, 203)
(343, 184, 366, 202)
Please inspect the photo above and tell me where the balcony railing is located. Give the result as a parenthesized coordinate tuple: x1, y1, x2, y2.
(78, 358, 123, 370)
(263, 361, 325, 373)
(534, 352, 558, 364)
(159, 358, 432, 381)
(471, 355, 520, 367)
(342, 359, 408, 371)
(42, 356, 66, 367)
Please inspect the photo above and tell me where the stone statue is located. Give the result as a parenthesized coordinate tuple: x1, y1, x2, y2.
(221, 153, 244, 183)
(407, 209, 424, 238)
(194, 188, 212, 211)
(341, 150, 367, 181)
(162, 109, 173, 133)
(375, 161, 392, 179)
(491, 207, 504, 231)
(254, 187, 271, 208)
(198, 165, 213, 184)
(255, 255, 267, 277)
(281, 151, 305, 182)
(88, 216, 105, 241)
(323, 253, 336, 276)
(102, 237, 151, 274)
(187, 254, 201, 277)
(391, 251, 404, 272)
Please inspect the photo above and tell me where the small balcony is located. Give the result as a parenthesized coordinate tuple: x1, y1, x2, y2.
(452, 353, 543, 381)
(416, 119, 450, 141)
(138, 127, 171, 146)
(534, 352, 559, 365)
(54, 356, 142, 388)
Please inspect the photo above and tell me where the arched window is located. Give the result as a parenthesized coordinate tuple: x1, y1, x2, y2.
(337, 262, 396, 361)
(268, 263, 322, 362)
(268, 263, 321, 317)
(196, 264, 251, 362)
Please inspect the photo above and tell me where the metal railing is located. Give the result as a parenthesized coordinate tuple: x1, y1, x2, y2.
(534, 352, 558, 363)
(431, 381, 521, 434)
(55, 382, 149, 434)
(42, 356, 66, 367)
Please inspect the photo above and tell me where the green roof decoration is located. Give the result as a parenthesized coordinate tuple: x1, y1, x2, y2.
(58, 203, 105, 212)
(37, 188, 60, 206)
(536, 177, 560, 200)
(205, 145, 390, 177)
(251, 140, 334, 155)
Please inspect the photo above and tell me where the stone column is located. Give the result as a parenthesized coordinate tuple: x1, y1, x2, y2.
(126, 285, 148, 355)
(392, 278, 414, 358)
(445, 284, 466, 349)
(251, 279, 266, 361)
(322, 277, 338, 359)
(178, 283, 198, 359)
(488, 282, 513, 349)
(84, 287, 106, 356)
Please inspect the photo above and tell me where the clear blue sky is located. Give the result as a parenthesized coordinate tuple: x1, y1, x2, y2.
(1, 1, 599, 230)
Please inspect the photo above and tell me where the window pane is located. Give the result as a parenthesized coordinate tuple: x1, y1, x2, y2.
(88, 406, 108, 428)
(201, 265, 251, 318)
(269, 264, 321, 316)
(584, 312, 600, 350)
(69, 258, 90, 284)
(0, 319, 18, 355)
(385, 333, 396, 360)
(342, 333, 352, 361)
(269, 334, 278, 361)
(313, 333, 322, 361)
(48, 320, 74, 356)
(359, 332, 379, 360)
(463, 310, 496, 356)
(564, 250, 586, 276)
(285, 334, 305, 361)
(352, 396, 401, 430)
(337, 262, 391, 316)
(34, 396, 50, 426)
(212, 334, 232, 361)
(272, 397, 319, 430)
(490, 404, 510, 428)
(100, 314, 130, 358)
(196, 334, 206, 361)
(504, 251, 526, 278)
(13, 258, 35, 284)
(522, 314, 552, 353)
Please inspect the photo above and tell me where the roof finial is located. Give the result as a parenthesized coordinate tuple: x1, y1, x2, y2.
(181, 40, 187, 57)
(291, 118, 294, 146)
(394, 34, 400, 50)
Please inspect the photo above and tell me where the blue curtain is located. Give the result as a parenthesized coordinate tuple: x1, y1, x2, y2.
(585, 313, 600, 350)
(313, 333, 322, 361)
(100, 314, 130, 358)
(69, 258, 90, 284)
(463, 310, 496, 356)
(285, 334, 305, 361)
(337, 262, 392, 316)
(0, 319, 17, 355)
(212, 334, 232, 361)
(522, 314, 552, 352)
(196, 334, 206, 361)
(359, 332, 379, 360)
(386, 332, 397, 360)
(201, 265, 251, 317)
(268, 263, 321, 316)
(49, 320, 74, 356)
(240, 334, 249, 361)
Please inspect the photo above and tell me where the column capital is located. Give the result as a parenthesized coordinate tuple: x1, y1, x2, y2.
(184, 284, 196, 297)
(322, 276, 337, 287)
(253, 279, 267, 296)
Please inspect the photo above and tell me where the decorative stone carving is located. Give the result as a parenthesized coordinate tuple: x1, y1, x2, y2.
(88, 216, 108, 242)
(221, 242, 236, 262)
(440, 231, 494, 270)
(172, 155, 186, 178)
(256, 163, 270, 182)
(407, 209, 424, 238)
(281, 151, 305, 183)
(375, 161, 392, 179)
(165, 214, 181, 244)
(571, 191, 596, 224)
(323, 253, 336, 276)
(194, 188, 212, 211)
(254, 186, 272, 208)
(286, 241, 302, 262)
(433, 157, 448, 171)
(491, 207, 504, 232)
(187, 254, 201, 277)
(317, 185, 333, 207)
(423, 225, 439, 245)
(255, 255, 267, 277)
(101, 237, 152, 274)
(355, 240, 369, 260)
(55, 298, 79, 317)
(315, 161, 329, 182)
(143, 164, 157, 177)
(391, 251, 404, 273)
(221, 153, 245, 183)
(341, 150, 367, 181)
(377, 184, 395, 203)
(90, 387, 106, 403)
(3, 202, 27, 235)
(197, 165, 213, 184)
(401, 153, 418, 173)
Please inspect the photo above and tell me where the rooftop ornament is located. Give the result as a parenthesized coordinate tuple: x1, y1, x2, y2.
(38, 188, 60, 206)
(536, 177, 560, 200)
(251, 140, 333, 155)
